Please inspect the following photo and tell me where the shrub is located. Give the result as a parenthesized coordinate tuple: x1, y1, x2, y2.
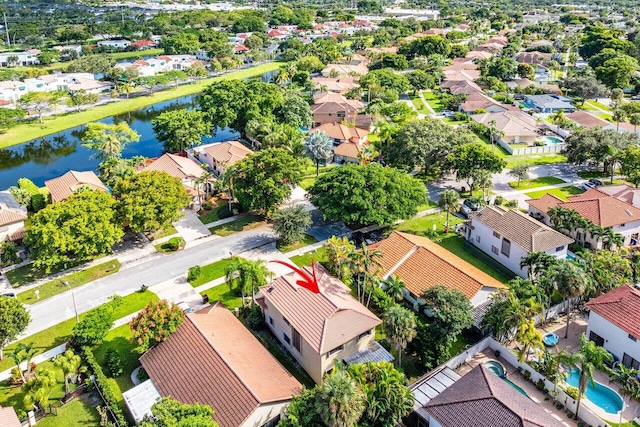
(245, 304, 264, 330)
(0, 241, 20, 267)
(188, 265, 201, 282)
(555, 402, 564, 409)
(136, 367, 149, 383)
(30, 193, 46, 212)
(536, 379, 545, 391)
(523, 370, 531, 380)
(494, 195, 504, 206)
(453, 112, 468, 122)
(203, 202, 213, 210)
(534, 140, 545, 146)
(506, 199, 518, 208)
(565, 385, 579, 400)
(105, 348, 123, 378)
(168, 237, 182, 251)
(139, 284, 148, 293)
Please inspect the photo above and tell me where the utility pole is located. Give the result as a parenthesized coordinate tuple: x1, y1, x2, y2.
(3, 13, 9, 46)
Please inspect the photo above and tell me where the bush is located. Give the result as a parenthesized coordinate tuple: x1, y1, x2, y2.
(203, 202, 213, 210)
(168, 237, 182, 251)
(565, 385, 579, 400)
(30, 193, 46, 212)
(506, 199, 518, 208)
(536, 379, 545, 391)
(136, 367, 149, 383)
(523, 370, 531, 380)
(245, 304, 264, 330)
(555, 402, 564, 409)
(534, 140, 545, 146)
(494, 195, 504, 206)
(105, 348, 123, 378)
(0, 241, 20, 267)
(188, 265, 201, 282)
(453, 112, 468, 122)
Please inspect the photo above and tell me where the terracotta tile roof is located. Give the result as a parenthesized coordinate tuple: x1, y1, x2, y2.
(469, 206, 573, 252)
(44, 170, 107, 203)
(313, 92, 364, 110)
(471, 110, 540, 138)
(140, 303, 301, 427)
(0, 191, 27, 228)
(425, 364, 564, 427)
(465, 50, 493, 60)
(258, 264, 381, 353)
(8, 228, 26, 241)
(312, 76, 359, 92)
(440, 79, 482, 95)
(141, 153, 204, 180)
(566, 111, 612, 128)
(334, 140, 367, 159)
(459, 90, 503, 112)
(368, 231, 506, 300)
(201, 141, 253, 167)
(314, 123, 369, 141)
(595, 184, 640, 205)
(586, 285, 640, 338)
(517, 51, 552, 66)
(0, 406, 21, 427)
(525, 193, 564, 212)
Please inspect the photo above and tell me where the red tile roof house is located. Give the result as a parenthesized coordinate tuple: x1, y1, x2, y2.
(527, 189, 640, 249)
(140, 153, 206, 206)
(137, 303, 302, 426)
(256, 263, 392, 384)
(311, 92, 364, 127)
(586, 285, 640, 370)
(312, 123, 370, 164)
(191, 141, 254, 176)
(0, 190, 28, 242)
(44, 170, 108, 203)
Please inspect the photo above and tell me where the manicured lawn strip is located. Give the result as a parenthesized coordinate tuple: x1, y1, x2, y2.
(208, 214, 265, 236)
(198, 200, 230, 224)
(17, 261, 121, 304)
(152, 224, 178, 240)
(422, 91, 444, 112)
(276, 234, 319, 253)
(199, 283, 242, 309)
(6, 259, 87, 287)
(585, 100, 611, 111)
(396, 212, 463, 235)
(409, 94, 429, 114)
(416, 200, 438, 211)
(154, 237, 185, 254)
(109, 48, 164, 60)
(507, 176, 565, 190)
(37, 395, 101, 427)
(0, 290, 158, 373)
(523, 186, 584, 201)
(442, 117, 467, 125)
(289, 247, 328, 267)
(300, 164, 334, 190)
(437, 235, 512, 284)
(506, 155, 567, 168)
(0, 360, 66, 415)
(188, 258, 234, 287)
(0, 62, 282, 148)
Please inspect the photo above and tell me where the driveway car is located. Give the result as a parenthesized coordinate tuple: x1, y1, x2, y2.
(588, 178, 604, 187)
(460, 199, 481, 218)
(580, 181, 597, 191)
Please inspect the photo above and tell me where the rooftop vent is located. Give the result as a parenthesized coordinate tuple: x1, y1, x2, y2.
(625, 209, 634, 217)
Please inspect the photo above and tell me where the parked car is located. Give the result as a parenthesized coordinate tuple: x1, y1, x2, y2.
(579, 181, 597, 191)
(1, 292, 16, 298)
(460, 199, 481, 218)
(632, 95, 640, 100)
(441, 110, 455, 118)
(588, 178, 604, 187)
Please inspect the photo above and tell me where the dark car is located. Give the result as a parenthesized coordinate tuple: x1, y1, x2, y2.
(588, 178, 604, 187)
(1, 292, 16, 298)
(460, 199, 481, 218)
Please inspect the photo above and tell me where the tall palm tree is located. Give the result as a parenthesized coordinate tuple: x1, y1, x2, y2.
(630, 112, 640, 134)
(358, 144, 378, 165)
(374, 120, 398, 156)
(565, 334, 613, 417)
(438, 189, 459, 231)
(54, 349, 84, 394)
(194, 165, 214, 206)
(225, 257, 270, 304)
(350, 243, 383, 306)
(384, 276, 406, 301)
(275, 69, 290, 86)
(515, 318, 543, 363)
(609, 363, 640, 425)
(549, 260, 590, 339)
(382, 304, 417, 366)
(303, 131, 334, 177)
(316, 365, 366, 427)
(520, 251, 559, 282)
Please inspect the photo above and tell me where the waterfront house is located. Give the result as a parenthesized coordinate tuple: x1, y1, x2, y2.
(45, 170, 108, 203)
(192, 141, 253, 176)
(0, 191, 27, 242)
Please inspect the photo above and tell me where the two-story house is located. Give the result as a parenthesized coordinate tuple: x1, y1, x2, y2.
(257, 264, 391, 384)
(311, 92, 364, 127)
(45, 170, 108, 203)
(140, 153, 207, 206)
(463, 206, 574, 278)
(191, 141, 253, 177)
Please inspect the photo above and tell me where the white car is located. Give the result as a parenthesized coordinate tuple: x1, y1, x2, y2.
(579, 181, 597, 191)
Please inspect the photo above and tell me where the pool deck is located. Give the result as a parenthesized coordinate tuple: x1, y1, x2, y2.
(540, 317, 640, 425)
(457, 350, 574, 426)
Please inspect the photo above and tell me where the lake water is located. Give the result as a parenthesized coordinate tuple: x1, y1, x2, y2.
(0, 70, 276, 188)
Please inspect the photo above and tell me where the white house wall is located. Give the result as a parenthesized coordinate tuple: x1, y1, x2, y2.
(241, 401, 290, 427)
(586, 310, 640, 365)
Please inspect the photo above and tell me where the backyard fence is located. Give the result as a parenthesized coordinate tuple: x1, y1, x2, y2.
(498, 138, 566, 155)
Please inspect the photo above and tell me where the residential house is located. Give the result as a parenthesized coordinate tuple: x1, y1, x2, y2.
(320, 63, 368, 77)
(24, 73, 112, 94)
(256, 264, 390, 384)
(458, 91, 507, 114)
(192, 141, 253, 176)
(0, 50, 40, 67)
(138, 303, 302, 426)
(97, 39, 131, 50)
(470, 109, 541, 145)
(161, 55, 200, 70)
(517, 51, 553, 69)
(0, 406, 21, 427)
(313, 122, 370, 164)
(595, 184, 640, 209)
(506, 78, 561, 94)
(409, 364, 565, 427)
(140, 153, 206, 205)
(586, 285, 640, 368)
(465, 50, 493, 61)
(130, 39, 159, 50)
(0, 191, 27, 242)
(0, 80, 28, 103)
(524, 94, 575, 113)
(439, 78, 482, 96)
(566, 111, 615, 129)
(311, 92, 364, 127)
(368, 231, 507, 308)
(311, 76, 358, 94)
(267, 29, 289, 41)
(45, 170, 108, 203)
(526, 189, 640, 248)
(114, 58, 169, 77)
(462, 206, 574, 278)
(442, 68, 482, 83)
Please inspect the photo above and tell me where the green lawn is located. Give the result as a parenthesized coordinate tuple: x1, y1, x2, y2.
(0, 360, 66, 416)
(37, 395, 101, 427)
(199, 283, 243, 309)
(523, 186, 584, 201)
(198, 200, 230, 224)
(152, 224, 178, 240)
(109, 48, 164, 60)
(438, 235, 512, 284)
(396, 211, 463, 235)
(17, 260, 121, 304)
(154, 237, 185, 254)
(584, 99, 611, 112)
(0, 62, 282, 148)
(507, 176, 565, 190)
(188, 258, 234, 287)
(300, 164, 334, 190)
(0, 290, 158, 373)
(208, 214, 265, 236)
(6, 259, 89, 287)
(276, 234, 319, 253)
(416, 200, 439, 211)
(422, 91, 444, 112)
(409, 93, 429, 114)
(442, 117, 467, 125)
(506, 154, 568, 168)
(289, 247, 329, 267)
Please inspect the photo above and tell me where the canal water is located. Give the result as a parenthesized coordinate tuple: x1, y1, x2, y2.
(0, 70, 276, 188)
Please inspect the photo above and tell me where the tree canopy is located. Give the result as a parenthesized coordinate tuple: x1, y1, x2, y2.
(446, 143, 506, 195)
(140, 397, 218, 427)
(0, 296, 30, 360)
(308, 164, 425, 227)
(81, 122, 140, 160)
(151, 109, 211, 153)
(129, 300, 185, 352)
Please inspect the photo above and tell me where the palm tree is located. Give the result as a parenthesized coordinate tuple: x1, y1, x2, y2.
(22, 367, 57, 410)
(382, 305, 417, 366)
(349, 243, 383, 306)
(384, 276, 406, 301)
(630, 112, 640, 134)
(303, 131, 334, 177)
(194, 165, 214, 206)
(514, 318, 543, 362)
(117, 82, 133, 99)
(316, 365, 366, 427)
(549, 260, 590, 338)
(275, 69, 290, 86)
(565, 334, 613, 417)
(54, 349, 84, 394)
(438, 189, 459, 231)
(519, 251, 558, 282)
(358, 144, 378, 165)
(601, 227, 624, 250)
(488, 119, 504, 151)
(374, 120, 398, 156)
(609, 363, 640, 425)
(225, 257, 270, 304)
(612, 106, 627, 132)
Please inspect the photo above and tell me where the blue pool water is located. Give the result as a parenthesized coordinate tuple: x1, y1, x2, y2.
(540, 136, 564, 146)
(565, 368, 623, 414)
(566, 251, 576, 261)
(505, 378, 529, 397)
(484, 360, 529, 397)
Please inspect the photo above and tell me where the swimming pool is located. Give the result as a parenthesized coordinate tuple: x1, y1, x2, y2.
(566, 251, 576, 261)
(484, 360, 530, 397)
(565, 368, 623, 414)
(539, 136, 565, 146)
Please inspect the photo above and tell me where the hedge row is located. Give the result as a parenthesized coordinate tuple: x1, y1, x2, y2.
(80, 346, 129, 427)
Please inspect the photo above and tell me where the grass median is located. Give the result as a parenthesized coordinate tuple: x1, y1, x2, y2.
(17, 260, 121, 304)
(0, 62, 282, 148)
(208, 214, 266, 236)
(188, 258, 234, 288)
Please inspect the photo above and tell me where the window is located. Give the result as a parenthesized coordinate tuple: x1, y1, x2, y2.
(555, 246, 564, 252)
(337, 111, 345, 118)
(501, 238, 511, 258)
(283, 317, 290, 326)
(589, 331, 605, 347)
(268, 316, 274, 326)
(358, 330, 372, 340)
(261, 415, 281, 427)
(491, 245, 499, 255)
(283, 333, 291, 345)
(292, 328, 302, 354)
(328, 345, 344, 356)
(408, 292, 418, 300)
(576, 232, 583, 242)
(629, 334, 638, 342)
(493, 231, 500, 239)
(623, 353, 640, 370)
(476, 235, 481, 243)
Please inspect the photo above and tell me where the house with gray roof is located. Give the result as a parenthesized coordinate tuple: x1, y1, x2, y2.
(0, 190, 28, 242)
(460, 206, 573, 278)
(524, 94, 575, 113)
